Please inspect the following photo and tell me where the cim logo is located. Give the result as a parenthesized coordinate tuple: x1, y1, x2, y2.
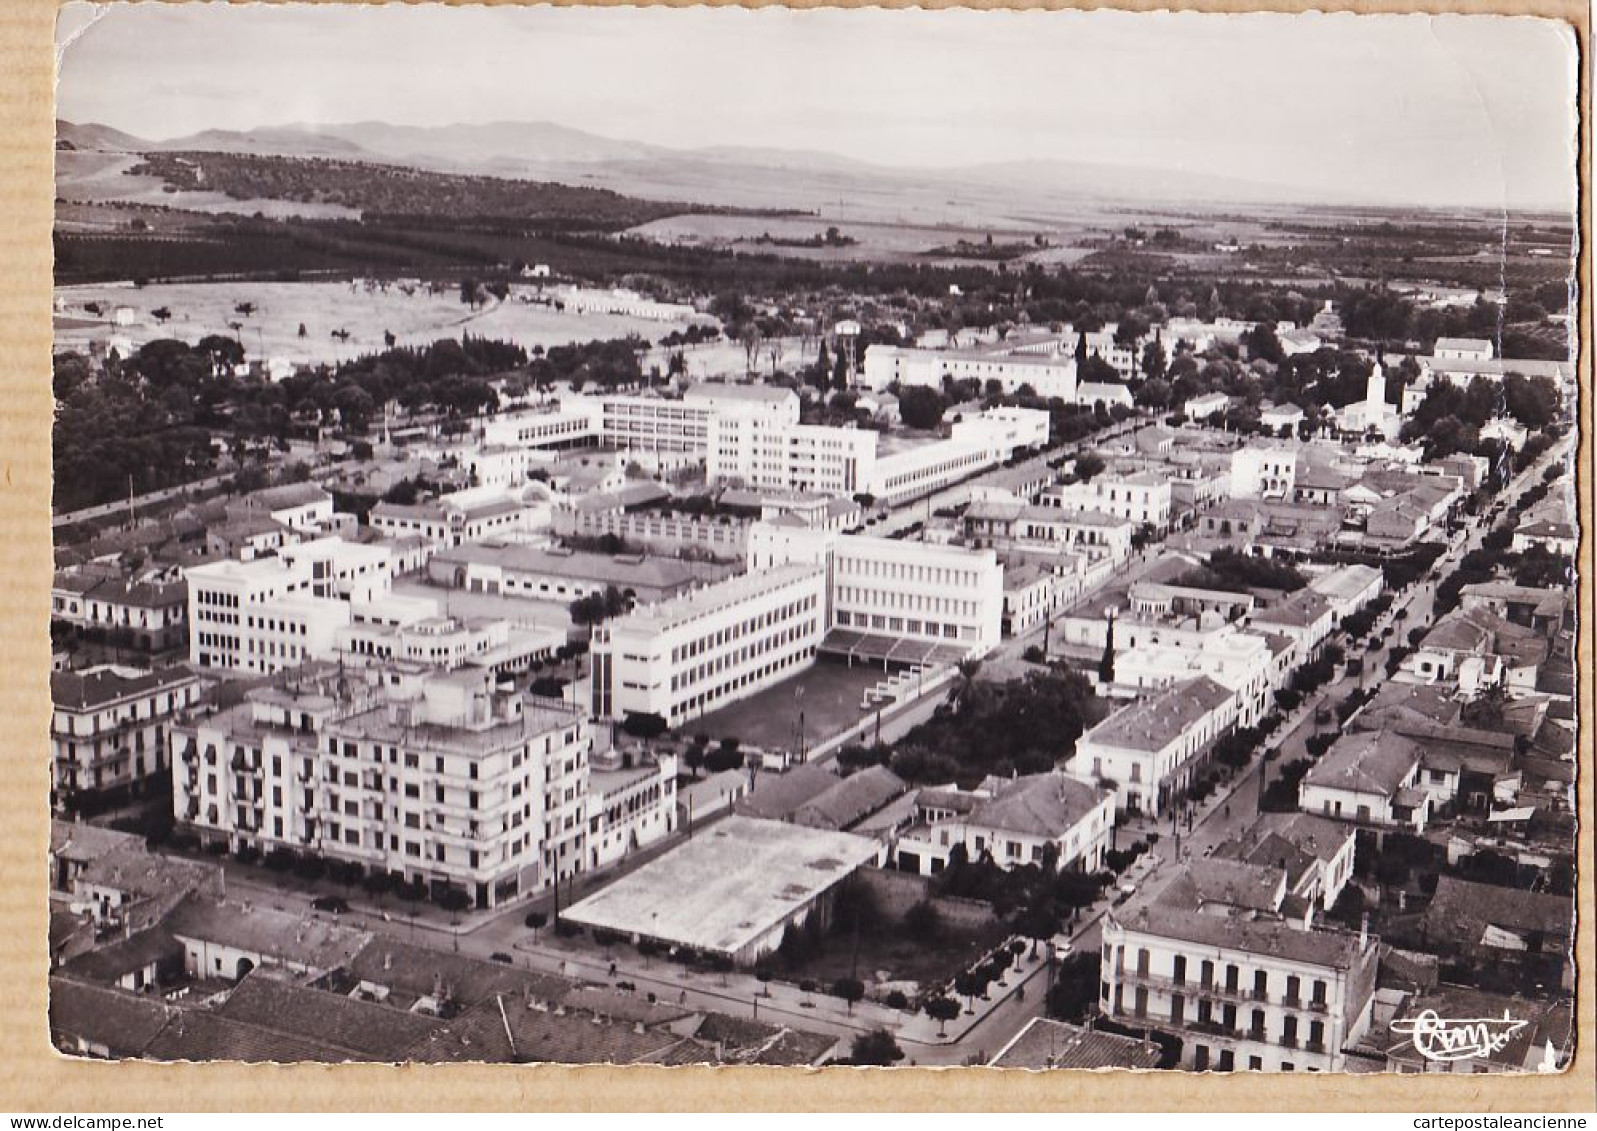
(1390, 1009, 1533, 1065)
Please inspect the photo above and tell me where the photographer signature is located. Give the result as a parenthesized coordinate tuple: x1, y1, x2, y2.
(1390, 1010, 1528, 1063)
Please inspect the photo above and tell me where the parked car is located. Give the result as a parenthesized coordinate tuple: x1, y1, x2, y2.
(490, 952, 515, 965)
(311, 895, 350, 915)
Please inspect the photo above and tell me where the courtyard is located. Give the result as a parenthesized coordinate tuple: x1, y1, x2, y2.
(685, 657, 906, 753)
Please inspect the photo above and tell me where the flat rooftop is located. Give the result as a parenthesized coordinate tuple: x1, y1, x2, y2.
(616, 563, 823, 633)
(563, 815, 880, 957)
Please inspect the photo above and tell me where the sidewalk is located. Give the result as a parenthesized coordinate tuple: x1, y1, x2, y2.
(509, 920, 1053, 1047)
(510, 934, 905, 1037)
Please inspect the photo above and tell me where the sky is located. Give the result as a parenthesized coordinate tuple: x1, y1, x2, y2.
(55, 3, 1578, 211)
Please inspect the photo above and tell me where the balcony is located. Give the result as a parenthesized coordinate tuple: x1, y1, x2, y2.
(1125, 969, 1276, 1010)
(1306, 998, 1329, 1014)
(1305, 1040, 1327, 1055)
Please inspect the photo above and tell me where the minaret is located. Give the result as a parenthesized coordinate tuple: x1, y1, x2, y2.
(1366, 361, 1386, 414)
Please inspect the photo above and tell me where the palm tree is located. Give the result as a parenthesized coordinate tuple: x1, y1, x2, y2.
(952, 659, 983, 711)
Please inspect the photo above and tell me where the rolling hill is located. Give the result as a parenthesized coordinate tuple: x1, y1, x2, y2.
(57, 116, 1317, 217)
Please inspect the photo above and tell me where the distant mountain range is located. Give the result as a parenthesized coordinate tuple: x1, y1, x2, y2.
(55, 117, 1336, 214)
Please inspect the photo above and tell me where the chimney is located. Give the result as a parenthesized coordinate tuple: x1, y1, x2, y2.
(383, 951, 393, 971)
(1359, 913, 1370, 951)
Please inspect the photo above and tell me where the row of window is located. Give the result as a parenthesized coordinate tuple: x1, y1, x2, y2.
(836, 557, 985, 588)
(669, 620, 816, 691)
(1117, 945, 1333, 1007)
(880, 450, 993, 492)
(668, 594, 818, 665)
(835, 585, 979, 619)
(665, 645, 813, 723)
(834, 610, 967, 640)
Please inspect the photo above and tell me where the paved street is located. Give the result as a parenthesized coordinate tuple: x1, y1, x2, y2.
(152, 427, 1572, 1069)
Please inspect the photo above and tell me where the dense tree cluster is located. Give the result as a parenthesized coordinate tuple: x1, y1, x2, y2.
(131, 151, 707, 230)
(885, 667, 1105, 787)
(54, 346, 226, 511)
(1399, 372, 1561, 461)
(568, 584, 631, 627)
(526, 336, 646, 391)
(1173, 548, 1307, 594)
(293, 333, 523, 430)
(896, 386, 949, 430)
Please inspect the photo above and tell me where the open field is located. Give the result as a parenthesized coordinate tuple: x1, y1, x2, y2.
(56, 150, 361, 221)
(688, 658, 898, 751)
(53, 280, 706, 366)
(627, 213, 1077, 266)
(640, 334, 817, 382)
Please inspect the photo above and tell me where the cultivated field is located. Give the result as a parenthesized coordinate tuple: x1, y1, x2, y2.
(628, 213, 1062, 263)
(52, 280, 708, 367)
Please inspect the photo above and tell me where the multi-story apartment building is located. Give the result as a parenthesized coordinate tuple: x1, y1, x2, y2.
(1043, 471, 1173, 529)
(949, 406, 1052, 453)
(336, 614, 563, 677)
(1077, 329, 1141, 382)
(1067, 675, 1237, 817)
(427, 543, 718, 605)
(51, 664, 201, 807)
(1248, 589, 1335, 662)
(747, 523, 1005, 655)
(1308, 564, 1384, 628)
(185, 539, 403, 676)
(860, 345, 1080, 400)
(893, 772, 1115, 876)
(589, 394, 717, 455)
(479, 403, 603, 451)
(869, 440, 999, 508)
(708, 415, 879, 496)
(1230, 445, 1299, 500)
(589, 564, 827, 728)
(963, 500, 1134, 561)
(1100, 864, 1380, 1072)
(576, 383, 800, 457)
(552, 492, 751, 561)
(188, 558, 342, 675)
(588, 749, 679, 871)
(1114, 628, 1278, 728)
(1298, 729, 1430, 832)
(231, 482, 338, 534)
(173, 665, 592, 908)
(51, 568, 189, 653)
(369, 488, 546, 553)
